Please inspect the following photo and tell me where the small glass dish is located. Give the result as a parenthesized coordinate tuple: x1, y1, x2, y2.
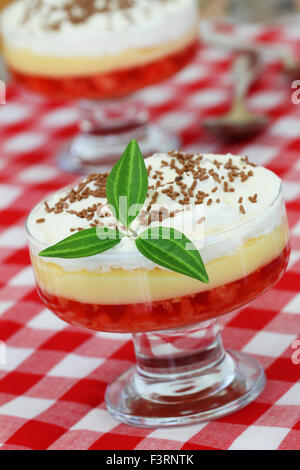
(26, 184, 289, 427)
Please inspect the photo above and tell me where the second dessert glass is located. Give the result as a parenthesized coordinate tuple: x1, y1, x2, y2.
(26, 183, 289, 427)
(2, 0, 199, 173)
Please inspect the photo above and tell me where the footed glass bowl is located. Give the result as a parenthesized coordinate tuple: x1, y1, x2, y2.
(2, 0, 198, 173)
(26, 185, 289, 427)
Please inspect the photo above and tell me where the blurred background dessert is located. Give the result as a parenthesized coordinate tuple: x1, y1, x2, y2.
(1, 0, 198, 99)
(0, 0, 199, 173)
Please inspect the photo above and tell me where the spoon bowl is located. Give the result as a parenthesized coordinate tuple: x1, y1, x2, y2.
(204, 112, 269, 141)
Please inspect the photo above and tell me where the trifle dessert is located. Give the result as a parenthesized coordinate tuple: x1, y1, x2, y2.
(26, 143, 289, 426)
(27, 152, 289, 332)
(1, 0, 198, 99)
(1, 0, 199, 172)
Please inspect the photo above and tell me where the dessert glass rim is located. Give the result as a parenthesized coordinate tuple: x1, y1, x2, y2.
(25, 181, 284, 260)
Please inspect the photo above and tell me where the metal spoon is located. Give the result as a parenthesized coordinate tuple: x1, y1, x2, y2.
(203, 52, 269, 141)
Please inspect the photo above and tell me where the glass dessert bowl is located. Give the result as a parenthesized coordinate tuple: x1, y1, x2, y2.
(26, 150, 290, 427)
(1, 0, 198, 173)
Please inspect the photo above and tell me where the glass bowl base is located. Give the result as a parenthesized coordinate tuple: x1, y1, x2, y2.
(58, 124, 180, 174)
(105, 350, 265, 428)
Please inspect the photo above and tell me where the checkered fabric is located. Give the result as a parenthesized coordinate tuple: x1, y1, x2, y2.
(0, 24, 299, 450)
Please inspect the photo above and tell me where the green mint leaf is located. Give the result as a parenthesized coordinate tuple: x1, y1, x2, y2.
(135, 227, 209, 283)
(39, 227, 123, 259)
(106, 140, 148, 228)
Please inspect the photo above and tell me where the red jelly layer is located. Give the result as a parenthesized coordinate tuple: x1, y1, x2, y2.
(9, 41, 197, 100)
(37, 245, 290, 333)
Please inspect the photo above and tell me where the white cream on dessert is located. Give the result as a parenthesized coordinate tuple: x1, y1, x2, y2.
(1, 0, 198, 76)
(28, 152, 285, 272)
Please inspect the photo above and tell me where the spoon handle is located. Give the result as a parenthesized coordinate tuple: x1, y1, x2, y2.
(233, 52, 260, 101)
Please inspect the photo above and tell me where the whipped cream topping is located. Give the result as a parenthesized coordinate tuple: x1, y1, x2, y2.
(1, 0, 198, 57)
(27, 152, 283, 272)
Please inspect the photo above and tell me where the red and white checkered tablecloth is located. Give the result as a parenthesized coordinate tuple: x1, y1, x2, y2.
(0, 25, 299, 450)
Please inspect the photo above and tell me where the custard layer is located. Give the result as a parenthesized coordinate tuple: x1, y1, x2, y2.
(3, 30, 196, 77)
(31, 224, 288, 305)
